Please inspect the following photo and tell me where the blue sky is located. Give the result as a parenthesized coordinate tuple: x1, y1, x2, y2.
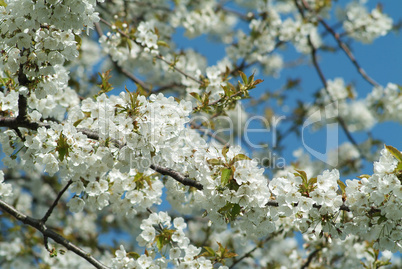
(171, 0, 402, 178)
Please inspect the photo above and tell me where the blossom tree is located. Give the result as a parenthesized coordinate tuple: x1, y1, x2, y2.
(1, 0, 402, 268)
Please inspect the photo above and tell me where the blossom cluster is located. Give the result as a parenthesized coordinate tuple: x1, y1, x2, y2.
(0, 0, 101, 97)
(366, 83, 402, 123)
(308, 77, 376, 132)
(344, 147, 402, 252)
(341, 2, 393, 43)
(4, 92, 193, 216)
(0, 0, 401, 268)
(111, 212, 229, 269)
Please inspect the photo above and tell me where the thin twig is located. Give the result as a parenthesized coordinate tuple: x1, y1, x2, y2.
(155, 55, 202, 84)
(94, 22, 151, 91)
(189, 122, 229, 147)
(229, 230, 282, 268)
(152, 82, 186, 94)
(99, 17, 203, 85)
(318, 19, 379, 87)
(308, 32, 361, 150)
(300, 0, 379, 87)
(192, 90, 244, 112)
(0, 199, 110, 269)
(293, 0, 362, 156)
(41, 179, 73, 224)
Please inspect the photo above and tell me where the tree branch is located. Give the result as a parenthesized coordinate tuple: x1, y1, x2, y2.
(0, 115, 48, 129)
(1, 109, 356, 213)
(293, 0, 363, 157)
(41, 179, 73, 224)
(0, 199, 110, 269)
(149, 164, 204, 190)
(301, 248, 320, 269)
(300, 0, 379, 88)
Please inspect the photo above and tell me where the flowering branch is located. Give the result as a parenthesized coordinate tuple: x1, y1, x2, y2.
(0, 112, 206, 192)
(0, 199, 110, 269)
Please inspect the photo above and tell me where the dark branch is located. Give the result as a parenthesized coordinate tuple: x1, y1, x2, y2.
(299, 0, 379, 88)
(266, 200, 351, 212)
(1, 100, 356, 213)
(301, 248, 320, 269)
(0, 116, 47, 129)
(292, 0, 363, 157)
(41, 179, 73, 224)
(150, 164, 204, 190)
(189, 122, 230, 147)
(0, 199, 110, 269)
(17, 94, 28, 121)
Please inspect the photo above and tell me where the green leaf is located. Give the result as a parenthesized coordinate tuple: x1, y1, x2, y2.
(156, 235, 166, 251)
(253, 79, 264, 87)
(127, 252, 140, 259)
(190, 92, 201, 102)
(73, 118, 83, 127)
(0, 0, 7, 7)
(203, 246, 216, 257)
(248, 73, 255, 84)
(231, 203, 241, 219)
(157, 40, 170, 48)
(231, 154, 251, 164)
(377, 215, 387, 225)
(222, 145, 229, 158)
(207, 158, 224, 166)
(127, 39, 133, 52)
(385, 145, 402, 162)
(294, 169, 308, 183)
(221, 168, 232, 186)
(218, 202, 232, 213)
(308, 177, 317, 185)
(96, 70, 114, 97)
(337, 179, 346, 194)
(238, 71, 247, 84)
(56, 133, 70, 162)
(221, 85, 230, 96)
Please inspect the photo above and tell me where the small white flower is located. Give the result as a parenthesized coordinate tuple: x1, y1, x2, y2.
(67, 197, 85, 213)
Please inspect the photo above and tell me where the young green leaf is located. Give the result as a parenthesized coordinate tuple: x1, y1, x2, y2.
(207, 158, 225, 166)
(231, 154, 251, 165)
(385, 145, 402, 162)
(238, 71, 248, 84)
(221, 168, 232, 186)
